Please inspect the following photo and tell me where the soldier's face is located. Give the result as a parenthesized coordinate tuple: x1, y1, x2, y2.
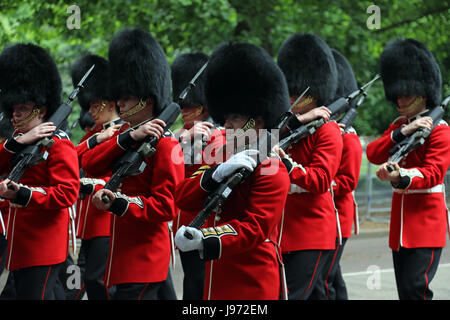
(397, 96, 426, 117)
(89, 99, 115, 125)
(117, 96, 140, 115)
(11, 102, 44, 133)
(223, 114, 249, 130)
(181, 106, 204, 128)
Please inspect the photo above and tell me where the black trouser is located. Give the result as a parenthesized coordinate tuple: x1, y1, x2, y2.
(13, 262, 64, 300)
(113, 282, 163, 300)
(392, 247, 442, 300)
(331, 264, 348, 300)
(282, 249, 332, 300)
(179, 250, 205, 300)
(310, 238, 348, 300)
(157, 268, 177, 300)
(77, 237, 112, 300)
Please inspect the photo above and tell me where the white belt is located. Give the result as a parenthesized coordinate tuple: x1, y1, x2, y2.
(288, 184, 310, 194)
(393, 184, 444, 194)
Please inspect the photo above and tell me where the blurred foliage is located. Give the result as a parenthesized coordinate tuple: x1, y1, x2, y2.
(0, 0, 448, 143)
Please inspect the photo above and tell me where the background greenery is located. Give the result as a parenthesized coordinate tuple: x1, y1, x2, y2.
(0, 0, 448, 144)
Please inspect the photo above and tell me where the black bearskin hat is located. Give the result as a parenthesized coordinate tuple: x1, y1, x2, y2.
(108, 28, 171, 114)
(332, 49, 358, 108)
(277, 33, 338, 106)
(205, 42, 290, 129)
(71, 54, 111, 112)
(171, 52, 208, 109)
(79, 109, 95, 131)
(380, 38, 442, 108)
(0, 43, 62, 119)
(0, 112, 13, 139)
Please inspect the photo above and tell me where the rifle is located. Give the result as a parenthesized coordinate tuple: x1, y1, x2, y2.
(338, 75, 378, 133)
(184, 78, 380, 238)
(101, 102, 181, 203)
(278, 74, 380, 150)
(101, 62, 209, 203)
(386, 95, 450, 172)
(177, 62, 208, 104)
(184, 116, 291, 239)
(7, 65, 95, 189)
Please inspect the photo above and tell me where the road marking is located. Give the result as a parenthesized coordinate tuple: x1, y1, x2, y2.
(343, 263, 450, 277)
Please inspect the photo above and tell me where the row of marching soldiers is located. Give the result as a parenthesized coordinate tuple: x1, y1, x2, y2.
(0, 27, 448, 300)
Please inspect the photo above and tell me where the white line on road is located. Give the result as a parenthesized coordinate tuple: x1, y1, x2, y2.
(343, 263, 450, 277)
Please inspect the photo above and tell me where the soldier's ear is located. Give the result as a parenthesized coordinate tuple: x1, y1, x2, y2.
(39, 106, 47, 119)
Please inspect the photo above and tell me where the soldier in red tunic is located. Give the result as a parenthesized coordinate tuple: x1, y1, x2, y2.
(71, 54, 122, 299)
(80, 28, 185, 300)
(0, 44, 80, 299)
(171, 52, 210, 300)
(315, 49, 363, 300)
(275, 33, 343, 300)
(366, 39, 449, 300)
(174, 42, 291, 300)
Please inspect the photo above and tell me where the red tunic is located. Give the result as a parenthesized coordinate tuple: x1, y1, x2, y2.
(332, 129, 363, 238)
(366, 116, 450, 250)
(80, 128, 184, 286)
(280, 121, 343, 252)
(175, 157, 290, 300)
(173, 128, 226, 235)
(74, 120, 122, 240)
(0, 132, 79, 270)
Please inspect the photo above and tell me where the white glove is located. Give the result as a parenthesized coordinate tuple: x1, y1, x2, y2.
(212, 149, 259, 183)
(175, 226, 204, 254)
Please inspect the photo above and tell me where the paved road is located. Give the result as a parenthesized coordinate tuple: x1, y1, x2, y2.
(170, 230, 450, 300)
(1, 229, 449, 300)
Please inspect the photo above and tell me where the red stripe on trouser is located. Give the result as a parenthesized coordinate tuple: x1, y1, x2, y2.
(301, 252, 322, 300)
(41, 266, 52, 300)
(325, 245, 339, 297)
(75, 283, 85, 300)
(423, 249, 435, 300)
(138, 283, 149, 300)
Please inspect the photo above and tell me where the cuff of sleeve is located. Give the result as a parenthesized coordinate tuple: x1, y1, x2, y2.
(109, 197, 128, 217)
(391, 127, 407, 143)
(4, 138, 27, 154)
(79, 183, 94, 195)
(87, 134, 100, 149)
(281, 158, 293, 174)
(202, 236, 221, 261)
(200, 167, 221, 192)
(391, 175, 411, 189)
(117, 130, 136, 150)
(11, 186, 32, 207)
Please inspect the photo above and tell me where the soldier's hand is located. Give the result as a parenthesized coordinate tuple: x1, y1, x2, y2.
(92, 189, 115, 211)
(0, 179, 19, 200)
(97, 124, 121, 144)
(296, 106, 331, 123)
(338, 123, 346, 135)
(130, 119, 166, 141)
(179, 121, 214, 143)
(376, 162, 401, 183)
(175, 225, 204, 253)
(15, 122, 56, 144)
(400, 116, 433, 136)
(272, 146, 286, 159)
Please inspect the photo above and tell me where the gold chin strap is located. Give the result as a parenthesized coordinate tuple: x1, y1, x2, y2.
(291, 96, 314, 114)
(120, 99, 147, 119)
(13, 107, 40, 129)
(92, 100, 108, 120)
(241, 117, 256, 132)
(183, 106, 203, 122)
(397, 97, 423, 115)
